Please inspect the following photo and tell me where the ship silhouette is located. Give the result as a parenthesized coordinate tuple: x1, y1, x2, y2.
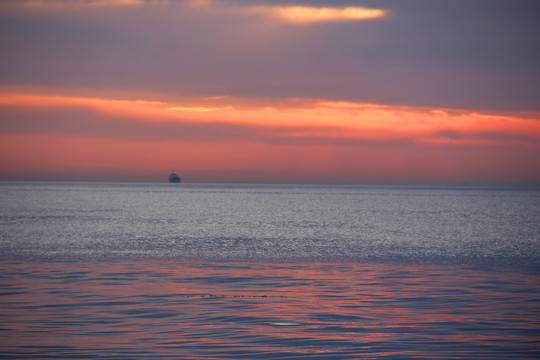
(168, 170, 181, 183)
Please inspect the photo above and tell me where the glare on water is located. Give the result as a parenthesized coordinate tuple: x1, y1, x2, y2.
(1, 260, 539, 359)
(0, 182, 539, 359)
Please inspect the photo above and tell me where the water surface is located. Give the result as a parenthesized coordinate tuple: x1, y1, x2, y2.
(0, 182, 539, 359)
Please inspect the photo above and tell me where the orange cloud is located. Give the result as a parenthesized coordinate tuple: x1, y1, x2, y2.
(268, 6, 387, 24)
(1, 92, 539, 147)
(1, 91, 539, 182)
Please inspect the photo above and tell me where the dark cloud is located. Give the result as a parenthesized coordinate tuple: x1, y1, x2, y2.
(0, 0, 539, 110)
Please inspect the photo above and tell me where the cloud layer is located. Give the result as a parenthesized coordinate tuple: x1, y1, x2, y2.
(1, 0, 539, 110)
(0, 1, 539, 182)
(1, 91, 539, 182)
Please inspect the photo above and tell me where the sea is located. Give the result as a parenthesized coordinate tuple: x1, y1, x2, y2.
(0, 181, 539, 359)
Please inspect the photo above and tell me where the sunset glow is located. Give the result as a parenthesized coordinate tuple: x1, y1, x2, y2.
(0, 1, 538, 183)
(273, 6, 387, 24)
(1, 91, 539, 183)
(2, 92, 540, 144)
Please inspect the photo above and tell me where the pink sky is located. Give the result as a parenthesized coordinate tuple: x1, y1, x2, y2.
(1, 0, 539, 183)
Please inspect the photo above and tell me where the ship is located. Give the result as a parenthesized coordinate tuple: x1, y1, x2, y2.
(168, 171, 181, 183)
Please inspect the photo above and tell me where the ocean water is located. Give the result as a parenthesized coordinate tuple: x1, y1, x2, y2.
(0, 182, 539, 359)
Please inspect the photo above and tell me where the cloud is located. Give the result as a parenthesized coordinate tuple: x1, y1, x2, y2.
(0, 0, 388, 24)
(1, 91, 539, 183)
(0, 0, 143, 10)
(166, 106, 222, 112)
(1, 1, 538, 111)
(195, 1, 388, 24)
(1, 91, 539, 148)
(265, 5, 387, 24)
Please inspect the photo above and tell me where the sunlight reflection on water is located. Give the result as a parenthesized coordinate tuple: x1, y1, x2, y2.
(1, 260, 539, 359)
(1, 182, 539, 358)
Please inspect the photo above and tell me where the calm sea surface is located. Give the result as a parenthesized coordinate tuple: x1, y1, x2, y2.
(1, 182, 539, 359)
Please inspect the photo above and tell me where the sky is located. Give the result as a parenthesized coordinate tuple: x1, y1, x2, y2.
(0, 0, 539, 183)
